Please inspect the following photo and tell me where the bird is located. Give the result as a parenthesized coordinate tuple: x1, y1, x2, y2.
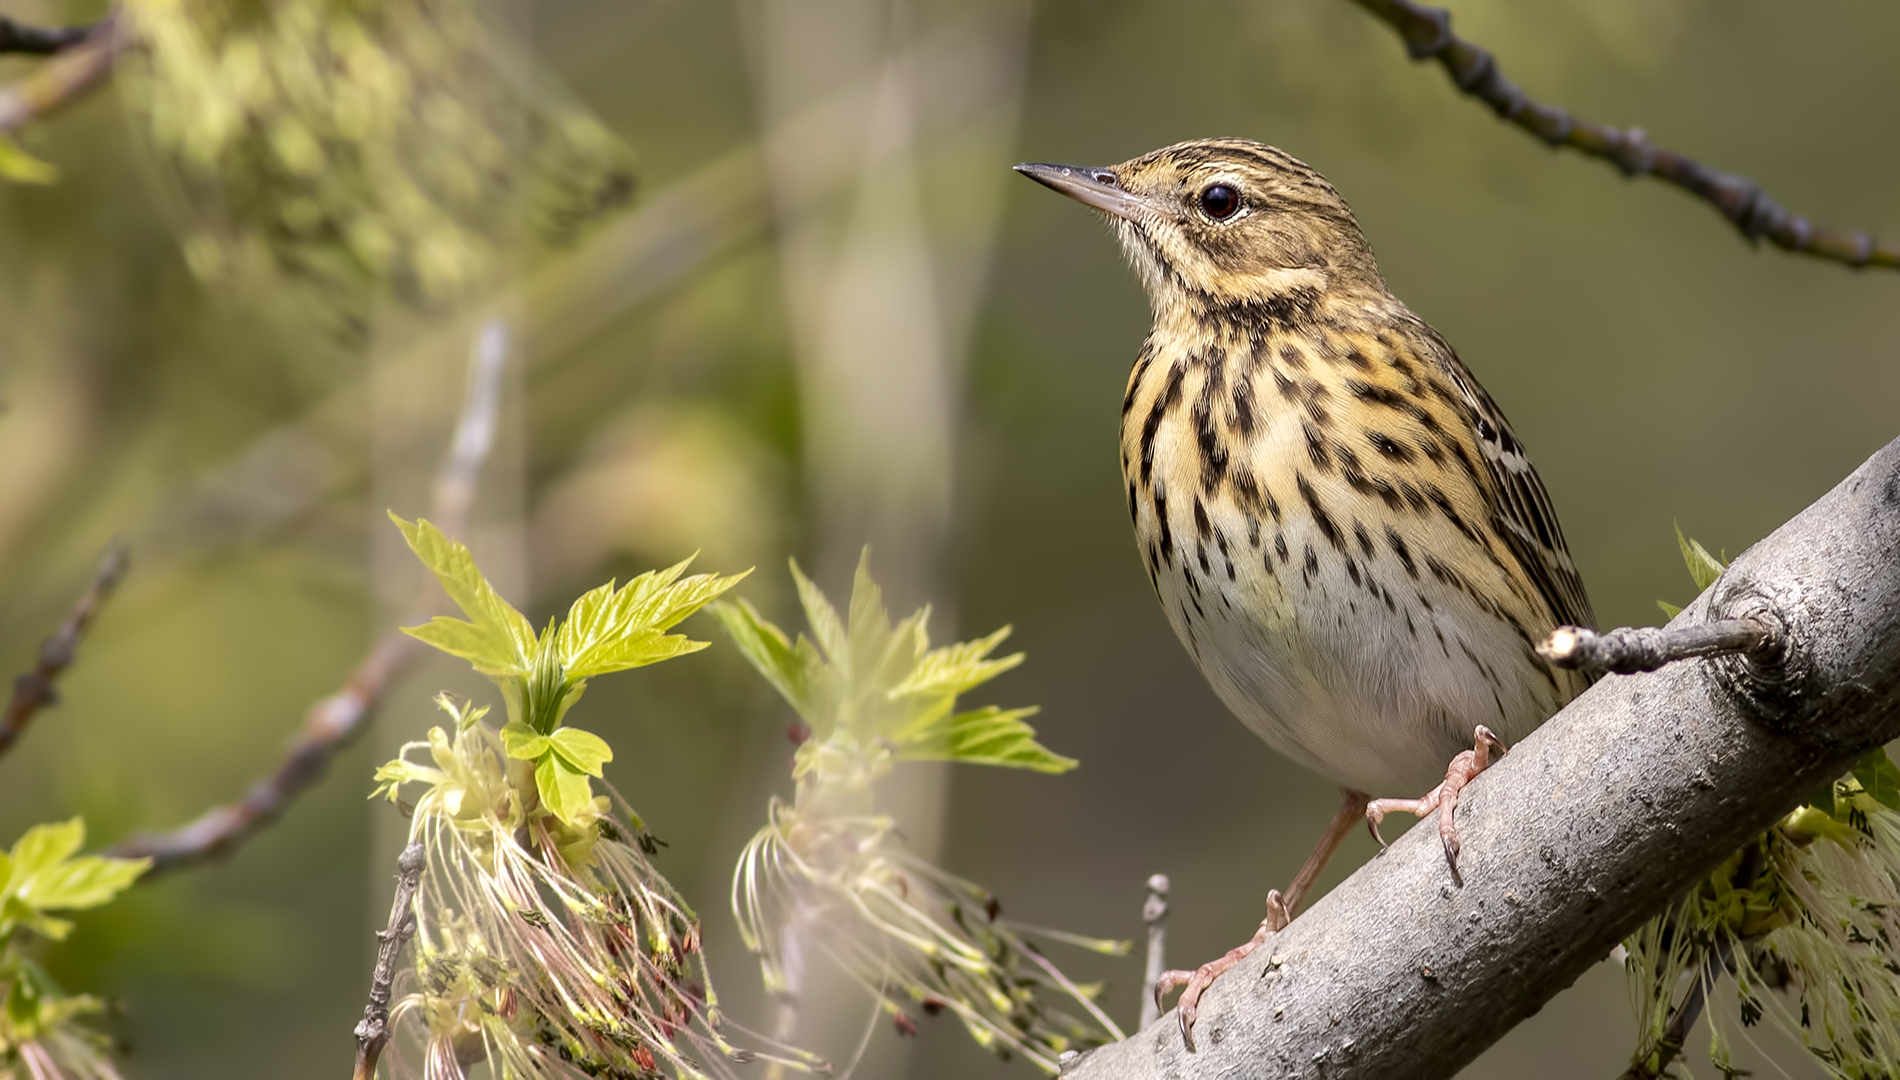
(1015, 139, 1593, 1048)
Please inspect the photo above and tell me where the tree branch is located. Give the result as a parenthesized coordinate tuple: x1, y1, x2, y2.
(0, 15, 116, 135)
(1060, 434, 1900, 1079)
(1138, 874, 1171, 1032)
(106, 318, 510, 877)
(352, 840, 425, 1080)
(1538, 618, 1776, 676)
(0, 543, 129, 760)
(0, 16, 96, 56)
(1349, 0, 1900, 271)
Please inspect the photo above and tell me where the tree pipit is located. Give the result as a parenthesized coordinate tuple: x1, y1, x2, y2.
(1017, 139, 1593, 1048)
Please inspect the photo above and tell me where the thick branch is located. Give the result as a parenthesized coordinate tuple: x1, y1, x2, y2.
(106, 319, 509, 876)
(0, 543, 128, 759)
(1350, 0, 1900, 272)
(1062, 434, 1900, 1079)
(352, 840, 426, 1080)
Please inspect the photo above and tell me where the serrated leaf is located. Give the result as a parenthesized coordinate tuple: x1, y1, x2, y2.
(712, 599, 821, 717)
(23, 855, 149, 912)
(790, 558, 848, 663)
(536, 753, 596, 825)
(1851, 747, 1900, 812)
(548, 727, 612, 777)
(1675, 522, 1727, 592)
(390, 513, 536, 674)
(0, 136, 57, 185)
(8, 819, 85, 881)
(552, 559, 746, 678)
(897, 705, 1077, 774)
(499, 722, 551, 762)
(894, 627, 1023, 700)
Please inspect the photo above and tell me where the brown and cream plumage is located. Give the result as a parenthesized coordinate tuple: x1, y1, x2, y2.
(1018, 138, 1593, 1045)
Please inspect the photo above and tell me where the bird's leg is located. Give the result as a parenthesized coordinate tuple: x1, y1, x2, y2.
(1365, 725, 1506, 883)
(1153, 787, 1370, 1051)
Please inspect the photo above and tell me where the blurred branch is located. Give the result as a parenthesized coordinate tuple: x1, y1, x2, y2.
(0, 15, 95, 55)
(0, 14, 116, 135)
(0, 542, 128, 760)
(1060, 434, 1900, 1079)
(1350, 0, 1900, 271)
(107, 319, 510, 877)
(352, 840, 425, 1080)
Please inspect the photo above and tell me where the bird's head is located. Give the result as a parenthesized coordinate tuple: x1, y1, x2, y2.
(1016, 138, 1384, 319)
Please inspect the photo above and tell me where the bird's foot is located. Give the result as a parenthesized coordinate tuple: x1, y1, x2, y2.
(1365, 725, 1506, 883)
(1153, 892, 1289, 1052)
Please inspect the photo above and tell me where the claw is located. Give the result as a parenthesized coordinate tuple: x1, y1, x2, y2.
(1363, 726, 1507, 883)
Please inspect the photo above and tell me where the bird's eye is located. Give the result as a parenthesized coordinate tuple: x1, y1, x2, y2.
(1199, 183, 1241, 220)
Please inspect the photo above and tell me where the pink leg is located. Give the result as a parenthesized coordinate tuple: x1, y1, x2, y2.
(1152, 789, 1370, 1051)
(1365, 725, 1505, 881)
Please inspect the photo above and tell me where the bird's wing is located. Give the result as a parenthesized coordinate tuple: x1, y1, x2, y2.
(1424, 332, 1596, 632)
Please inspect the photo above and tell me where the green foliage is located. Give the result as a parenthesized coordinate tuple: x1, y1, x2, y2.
(389, 512, 744, 824)
(713, 550, 1075, 787)
(0, 820, 150, 1077)
(1627, 529, 1900, 1079)
(0, 138, 57, 186)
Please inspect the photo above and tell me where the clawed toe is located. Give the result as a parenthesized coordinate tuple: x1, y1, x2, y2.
(1362, 726, 1507, 882)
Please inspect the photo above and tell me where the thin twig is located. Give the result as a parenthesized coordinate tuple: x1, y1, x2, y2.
(0, 16, 95, 55)
(1349, 0, 1900, 271)
(0, 15, 117, 135)
(1538, 618, 1774, 676)
(1620, 939, 1734, 1080)
(1138, 874, 1170, 1031)
(106, 317, 510, 876)
(0, 543, 129, 760)
(352, 840, 426, 1080)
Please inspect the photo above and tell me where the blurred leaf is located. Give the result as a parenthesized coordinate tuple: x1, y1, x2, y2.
(0, 137, 57, 185)
(894, 627, 1024, 701)
(0, 819, 149, 941)
(1852, 749, 1900, 812)
(1675, 522, 1727, 591)
(1656, 600, 1683, 619)
(499, 722, 551, 762)
(710, 599, 823, 720)
(548, 727, 612, 778)
(391, 513, 535, 675)
(897, 706, 1077, 774)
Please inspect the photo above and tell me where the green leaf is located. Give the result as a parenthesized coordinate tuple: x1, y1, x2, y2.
(24, 855, 149, 912)
(1850, 747, 1900, 812)
(790, 557, 849, 662)
(897, 705, 1078, 774)
(894, 626, 1024, 700)
(711, 599, 823, 718)
(536, 753, 596, 824)
(0, 820, 148, 939)
(499, 722, 551, 762)
(548, 727, 613, 778)
(1656, 601, 1683, 619)
(8, 819, 85, 882)
(0, 136, 57, 185)
(1675, 522, 1727, 592)
(389, 513, 536, 675)
(551, 559, 747, 678)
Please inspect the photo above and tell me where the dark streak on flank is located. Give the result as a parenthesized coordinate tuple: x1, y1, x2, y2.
(1296, 473, 1344, 552)
(1139, 361, 1187, 486)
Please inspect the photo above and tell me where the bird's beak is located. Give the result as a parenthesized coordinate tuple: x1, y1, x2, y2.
(1014, 162, 1146, 221)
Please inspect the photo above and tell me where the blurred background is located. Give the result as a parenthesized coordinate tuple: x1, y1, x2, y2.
(0, 0, 1895, 1076)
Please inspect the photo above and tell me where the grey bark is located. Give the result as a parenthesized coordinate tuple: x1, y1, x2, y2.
(1062, 434, 1900, 1080)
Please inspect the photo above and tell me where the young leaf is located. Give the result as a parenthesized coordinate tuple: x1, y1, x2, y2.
(789, 558, 849, 663)
(1850, 748, 1900, 813)
(548, 727, 613, 778)
(711, 599, 822, 719)
(894, 626, 1024, 701)
(1656, 601, 1683, 619)
(536, 754, 596, 824)
(1675, 522, 1727, 592)
(390, 513, 536, 674)
(554, 560, 748, 678)
(500, 722, 552, 762)
(897, 705, 1078, 774)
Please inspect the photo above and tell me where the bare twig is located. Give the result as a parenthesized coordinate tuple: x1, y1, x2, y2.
(352, 840, 426, 1080)
(0, 15, 117, 135)
(1538, 618, 1776, 676)
(0, 16, 95, 55)
(0, 543, 129, 760)
(1619, 940, 1733, 1080)
(1061, 433, 1900, 1079)
(1349, 0, 1900, 271)
(106, 318, 509, 876)
(1138, 874, 1170, 1031)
